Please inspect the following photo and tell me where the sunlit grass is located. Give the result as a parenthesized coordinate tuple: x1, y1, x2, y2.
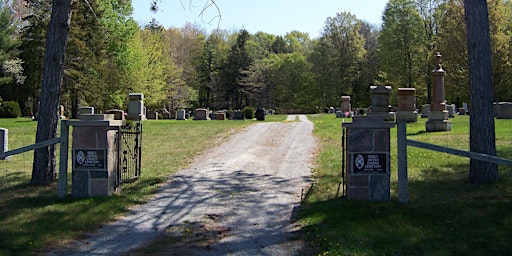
(0, 115, 288, 255)
(301, 114, 512, 255)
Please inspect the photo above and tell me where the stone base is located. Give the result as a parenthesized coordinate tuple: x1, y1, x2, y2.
(396, 112, 418, 123)
(426, 120, 452, 132)
(347, 174, 390, 202)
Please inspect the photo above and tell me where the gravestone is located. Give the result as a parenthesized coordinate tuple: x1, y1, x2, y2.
(421, 104, 430, 118)
(161, 109, 171, 119)
(216, 112, 226, 120)
(146, 110, 159, 120)
(193, 108, 209, 120)
(426, 53, 451, 132)
(495, 102, 512, 119)
(369, 85, 395, 122)
(255, 108, 265, 121)
(78, 106, 94, 118)
(341, 96, 352, 117)
(59, 105, 66, 119)
(127, 93, 146, 121)
(176, 109, 186, 120)
(105, 109, 125, 120)
(336, 110, 344, 118)
(343, 116, 394, 202)
(0, 128, 10, 160)
(233, 111, 245, 120)
(396, 88, 418, 123)
(446, 104, 455, 118)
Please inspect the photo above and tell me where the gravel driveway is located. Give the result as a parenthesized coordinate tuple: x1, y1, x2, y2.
(49, 114, 317, 256)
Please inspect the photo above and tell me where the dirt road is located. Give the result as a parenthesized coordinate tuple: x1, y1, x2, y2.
(50, 115, 317, 256)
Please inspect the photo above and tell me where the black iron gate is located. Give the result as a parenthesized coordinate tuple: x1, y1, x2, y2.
(116, 122, 142, 186)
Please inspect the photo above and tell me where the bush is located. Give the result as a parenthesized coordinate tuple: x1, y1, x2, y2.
(0, 101, 21, 118)
(243, 107, 254, 119)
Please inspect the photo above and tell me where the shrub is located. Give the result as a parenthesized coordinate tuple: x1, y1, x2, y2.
(0, 101, 21, 118)
(243, 107, 254, 119)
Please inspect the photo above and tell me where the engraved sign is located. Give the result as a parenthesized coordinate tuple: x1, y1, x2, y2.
(74, 149, 106, 169)
(352, 153, 388, 174)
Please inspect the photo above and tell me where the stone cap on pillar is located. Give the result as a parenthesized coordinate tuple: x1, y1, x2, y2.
(71, 114, 126, 127)
(342, 115, 395, 129)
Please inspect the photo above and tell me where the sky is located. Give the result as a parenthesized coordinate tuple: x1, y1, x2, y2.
(131, 0, 389, 38)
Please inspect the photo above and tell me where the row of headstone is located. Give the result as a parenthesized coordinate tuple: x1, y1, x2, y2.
(494, 102, 512, 119)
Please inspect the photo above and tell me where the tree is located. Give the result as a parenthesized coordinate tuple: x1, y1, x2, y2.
(310, 12, 366, 108)
(31, 0, 73, 185)
(436, 0, 469, 105)
(464, 0, 498, 184)
(379, 0, 426, 101)
(31, 0, 219, 185)
(223, 29, 252, 109)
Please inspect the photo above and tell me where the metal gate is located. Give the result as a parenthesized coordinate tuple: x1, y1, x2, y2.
(116, 122, 142, 185)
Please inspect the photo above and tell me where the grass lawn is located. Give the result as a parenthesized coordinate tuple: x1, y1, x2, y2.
(0, 114, 511, 255)
(300, 114, 512, 255)
(0, 115, 285, 255)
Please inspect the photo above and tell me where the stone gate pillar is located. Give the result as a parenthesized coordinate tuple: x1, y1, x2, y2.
(343, 116, 394, 202)
(70, 114, 125, 197)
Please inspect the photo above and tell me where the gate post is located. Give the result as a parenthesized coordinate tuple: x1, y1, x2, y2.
(57, 120, 69, 198)
(69, 114, 125, 197)
(342, 116, 394, 202)
(397, 120, 408, 203)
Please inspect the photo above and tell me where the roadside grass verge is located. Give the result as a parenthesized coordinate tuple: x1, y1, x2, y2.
(0, 115, 286, 255)
(300, 114, 512, 255)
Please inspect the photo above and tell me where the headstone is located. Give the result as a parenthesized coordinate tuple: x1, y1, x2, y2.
(369, 85, 395, 122)
(396, 88, 418, 123)
(146, 111, 159, 120)
(176, 109, 186, 120)
(463, 103, 469, 113)
(58, 105, 66, 119)
(495, 102, 512, 119)
(426, 53, 451, 132)
(127, 93, 146, 121)
(233, 111, 245, 120)
(336, 110, 344, 118)
(341, 96, 351, 117)
(216, 112, 226, 120)
(193, 108, 209, 120)
(446, 104, 455, 118)
(0, 128, 10, 160)
(78, 106, 94, 118)
(421, 104, 430, 118)
(105, 109, 125, 120)
(161, 109, 171, 119)
(255, 108, 265, 121)
(458, 107, 467, 115)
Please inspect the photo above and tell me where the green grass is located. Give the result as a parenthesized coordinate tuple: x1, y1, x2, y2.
(1, 114, 511, 255)
(299, 114, 512, 256)
(0, 115, 286, 255)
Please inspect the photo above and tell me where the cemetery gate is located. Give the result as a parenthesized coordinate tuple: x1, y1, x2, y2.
(116, 122, 142, 185)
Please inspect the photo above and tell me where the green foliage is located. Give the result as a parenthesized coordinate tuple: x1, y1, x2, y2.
(379, 0, 427, 95)
(243, 106, 254, 119)
(0, 101, 22, 118)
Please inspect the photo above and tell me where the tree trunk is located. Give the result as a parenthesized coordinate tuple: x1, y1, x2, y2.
(31, 0, 73, 186)
(463, 0, 498, 184)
